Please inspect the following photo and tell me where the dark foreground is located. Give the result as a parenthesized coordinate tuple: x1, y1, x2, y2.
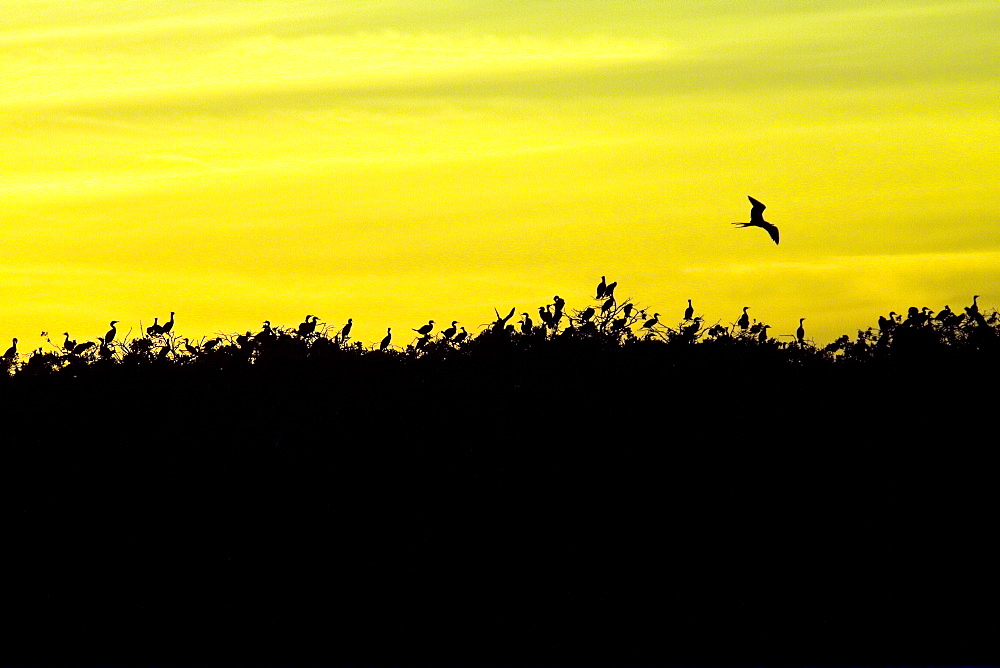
(2, 329, 997, 665)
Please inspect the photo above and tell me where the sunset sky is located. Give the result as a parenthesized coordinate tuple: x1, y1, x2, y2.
(2, 0, 998, 350)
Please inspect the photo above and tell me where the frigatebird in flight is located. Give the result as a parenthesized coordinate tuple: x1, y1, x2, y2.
(733, 196, 779, 245)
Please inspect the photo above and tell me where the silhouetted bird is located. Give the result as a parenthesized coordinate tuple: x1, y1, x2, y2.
(258, 320, 275, 341)
(595, 276, 607, 300)
(340, 318, 353, 340)
(684, 299, 694, 321)
(3, 338, 17, 361)
(796, 318, 806, 344)
(604, 281, 617, 299)
(414, 320, 434, 336)
(520, 313, 533, 335)
(601, 297, 616, 315)
(97, 337, 113, 359)
(184, 338, 199, 355)
(452, 327, 468, 344)
(236, 331, 252, 348)
(493, 307, 516, 332)
(737, 307, 750, 331)
(63, 333, 76, 353)
(72, 341, 95, 355)
(203, 338, 221, 351)
(415, 333, 431, 349)
(380, 328, 392, 351)
(642, 313, 660, 329)
(966, 294, 980, 317)
(297, 315, 318, 337)
(622, 303, 634, 318)
(553, 295, 565, 313)
(934, 306, 952, 321)
(442, 321, 458, 339)
(105, 321, 118, 344)
(580, 306, 595, 322)
(162, 312, 175, 334)
(538, 306, 553, 328)
(733, 196, 780, 244)
(147, 318, 162, 337)
(878, 313, 898, 334)
(683, 317, 702, 336)
(758, 324, 771, 343)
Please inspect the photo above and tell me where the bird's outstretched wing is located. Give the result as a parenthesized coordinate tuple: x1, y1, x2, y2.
(748, 196, 766, 223)
(761, 221, 779, 245)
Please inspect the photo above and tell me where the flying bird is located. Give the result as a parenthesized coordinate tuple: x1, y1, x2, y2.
(733, 196, 779, 245)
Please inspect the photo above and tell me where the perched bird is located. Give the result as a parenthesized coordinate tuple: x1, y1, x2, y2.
(414, 320, 434, 336)
(966, 294, 980, 317)
(105, 321, 119, 344)
(340, 318, 353, 341)
(297, 315, 318, 337)
(934, 306, 952, 321)
(161, 312, 175, 334)
(595, 276, 607, 300)
(203, 338, 221, 351)
(758, 324, 771, 343)
(684, 299, 694, 321)
(737, 307, 750, 331)
(146, 318, 162, 337)
(452, 327, 468, 344)
(733, 196, 780, 245)
(580, 306, 595, 322)
(642, 313, 660, 329)
(184, 338, 199, 355)
(796, 318, 806, 344)
(442, 321, 458, 339)
(72, 341, 95, 355)
(520, 313, 533, 335)
(97, 337, 113, 359)
(604, 281, 617, 299)
(380, 328, 392, 351)
(552, 295, 565, 313)
(63, 333, 77, 353)
(3, 338, 17, 361)
(601, 297, 616, 315)
(622, 303, 634, 319)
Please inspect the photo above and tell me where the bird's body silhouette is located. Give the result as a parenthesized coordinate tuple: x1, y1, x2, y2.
(105, 321, 118, 344)
(604, 281, 617, 299)
(162, 312, 175, 334)
(796, 318, 806, 344)
(63, 333, 76, 353)
(642, 313, 660, 329)
(340, 318, 353, 341)
(442, 321, 458, 339)
(72, 341, 95, 355)
(147, 318, 161, 337)
(595, 276, 606, 300)
(380, 328, 392, 351)
(3, 338, 17, 361)
(684, 299, 694, 321)
(452, 327, 468, 344)
(737, 307, 750, 331)
(734, 196, 779, 244)
(414, 320, 434, 336)
(520, 313, 533, 335)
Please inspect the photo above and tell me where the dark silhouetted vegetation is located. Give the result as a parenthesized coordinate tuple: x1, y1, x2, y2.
(2, 285, 997, 664)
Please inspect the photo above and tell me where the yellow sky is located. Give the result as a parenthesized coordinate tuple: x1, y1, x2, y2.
(2, 0, 998, 349)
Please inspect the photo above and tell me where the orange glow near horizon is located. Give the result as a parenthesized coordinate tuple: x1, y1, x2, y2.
(2, 1, 998, 350)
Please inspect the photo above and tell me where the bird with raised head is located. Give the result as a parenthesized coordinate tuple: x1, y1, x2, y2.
(737, 307, 750, 331)
(105, 321, 119, 344)
(380, 328, 392, 351)
(684, 299, 694, 321)
(796, 318, 806, 344)
(413, 320, 434, 336)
